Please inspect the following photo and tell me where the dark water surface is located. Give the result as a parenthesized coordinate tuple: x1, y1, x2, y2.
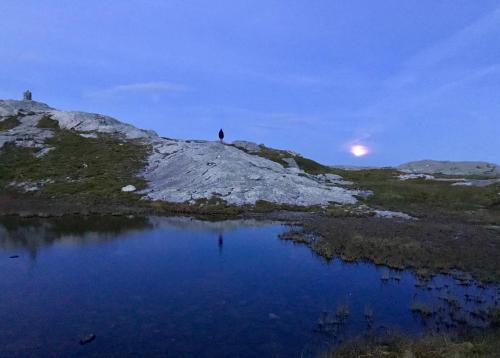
(0, 216, 498, 357)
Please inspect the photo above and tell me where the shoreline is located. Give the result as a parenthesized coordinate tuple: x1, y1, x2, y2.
(2, 196, 500, 285)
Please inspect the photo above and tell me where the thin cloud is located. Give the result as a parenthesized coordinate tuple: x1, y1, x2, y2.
(356, 6, 500, 126)
(404, 7, 500, 71)
(86, 81, 189, 98)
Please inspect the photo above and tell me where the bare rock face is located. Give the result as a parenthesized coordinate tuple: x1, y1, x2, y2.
(142, 139, 360, 206)
(49, 111, 156, 139)
(0, 113, 54, 151)
(0, 100, 157, 151)
(399, 160, 500, 177)
(1, 99, 361, 206)
(282, 157, 299, 169)
(231, 140, 261, 153)
(0, 100, 52, 116)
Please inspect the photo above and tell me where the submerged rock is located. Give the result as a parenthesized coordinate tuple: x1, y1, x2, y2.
(79, 333, 96, 345)
(268, 313, 280, 320)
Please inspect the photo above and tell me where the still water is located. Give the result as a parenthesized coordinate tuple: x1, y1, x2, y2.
(0, 216, 498, 357)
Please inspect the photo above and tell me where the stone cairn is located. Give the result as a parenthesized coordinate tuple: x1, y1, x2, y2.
(23, 90, 32, 101)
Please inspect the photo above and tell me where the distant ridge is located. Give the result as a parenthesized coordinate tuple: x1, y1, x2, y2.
(398, 160, 500, 177)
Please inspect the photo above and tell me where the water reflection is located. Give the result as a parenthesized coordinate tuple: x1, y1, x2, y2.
(0, 216, 151, 258)
(0, 216, 273, 258)
(218, 234, 224, 254)
(0, 216, 498, 357)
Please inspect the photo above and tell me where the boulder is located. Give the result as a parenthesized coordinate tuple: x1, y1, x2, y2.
(121, 185, 137, 192)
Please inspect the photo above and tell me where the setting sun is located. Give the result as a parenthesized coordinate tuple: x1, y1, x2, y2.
(350, 145, 369, 157)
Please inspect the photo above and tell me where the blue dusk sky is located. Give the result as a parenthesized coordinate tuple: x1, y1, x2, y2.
(1, 1, 499, 166)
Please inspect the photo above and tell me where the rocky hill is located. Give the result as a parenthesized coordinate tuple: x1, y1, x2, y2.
(398, 160, 500, 177)
(0, 99, 361, 207)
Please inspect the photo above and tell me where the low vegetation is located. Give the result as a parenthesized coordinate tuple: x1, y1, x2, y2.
(255, 145, 331, 174)
(36, 115, 60, 129)
(0, 115, 21, 131)
(0, 128, 150, 211)
(150, 198, 317, 219)
(323, 331, 500, 358)
(248, 145, 500, 222)
(329, 168, 500, 221)
(293, 216, 500, 282)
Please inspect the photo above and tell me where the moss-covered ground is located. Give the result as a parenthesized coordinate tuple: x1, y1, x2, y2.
(0, 116, 21, 131)
(0, 125, 150, 211)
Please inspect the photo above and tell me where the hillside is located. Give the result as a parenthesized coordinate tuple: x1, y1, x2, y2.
(0, 99, 361, 211)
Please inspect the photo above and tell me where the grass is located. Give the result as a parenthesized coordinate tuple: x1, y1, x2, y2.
(246, 145, 500, 222)
(328, 168, 500, 221)
(0, 129, 319, 217)
(0, 115, 21, 131)
(489, 308, 500, 327)
(252, 145, 331, 174)
(285, 216, 500, 283)
(0, 128, 150, 208)
(150, 197, 242, 217)
(323, 331, 500, 357)
(149, 198, 317, 219)
(36, 115, 60, 129)
(410, 301, 434, 318)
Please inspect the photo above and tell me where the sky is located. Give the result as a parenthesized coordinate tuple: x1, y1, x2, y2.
(1, 0, 499, 166)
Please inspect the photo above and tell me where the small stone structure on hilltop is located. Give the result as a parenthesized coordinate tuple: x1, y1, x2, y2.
(23, 90, 32, 101)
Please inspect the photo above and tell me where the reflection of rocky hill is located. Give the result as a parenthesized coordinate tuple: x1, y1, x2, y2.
(0, 216, 150, 257)
(0, 216, 281, 257)
(148, 216, 279, 233)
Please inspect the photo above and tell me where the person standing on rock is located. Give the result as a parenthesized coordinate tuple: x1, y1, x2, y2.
(218, 129, 224, 143)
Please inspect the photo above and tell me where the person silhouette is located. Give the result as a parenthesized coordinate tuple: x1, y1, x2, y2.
(218, 129, 224, 143)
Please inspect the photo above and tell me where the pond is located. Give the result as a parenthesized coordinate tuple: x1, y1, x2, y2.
(0, 216, 498, 357)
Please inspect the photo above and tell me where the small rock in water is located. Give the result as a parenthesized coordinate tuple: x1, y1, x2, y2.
(121, 185, 136, 192)
(268, 313, 280, 320)
(79, 334, 96, 345)
(9, 255, 19, 259)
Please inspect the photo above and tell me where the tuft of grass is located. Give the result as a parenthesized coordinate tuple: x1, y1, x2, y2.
(255, 145, 332, 174)
(410, 301, 434, 318)
(0, 116, 21, 131)
(249, 199, 318, 213)
(255, 145, 290, 167)
(36, 115, 60, 129)
(489, 308, 500, 328)
(335, 303, 350, 321)
(293, 155, 331, 175)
